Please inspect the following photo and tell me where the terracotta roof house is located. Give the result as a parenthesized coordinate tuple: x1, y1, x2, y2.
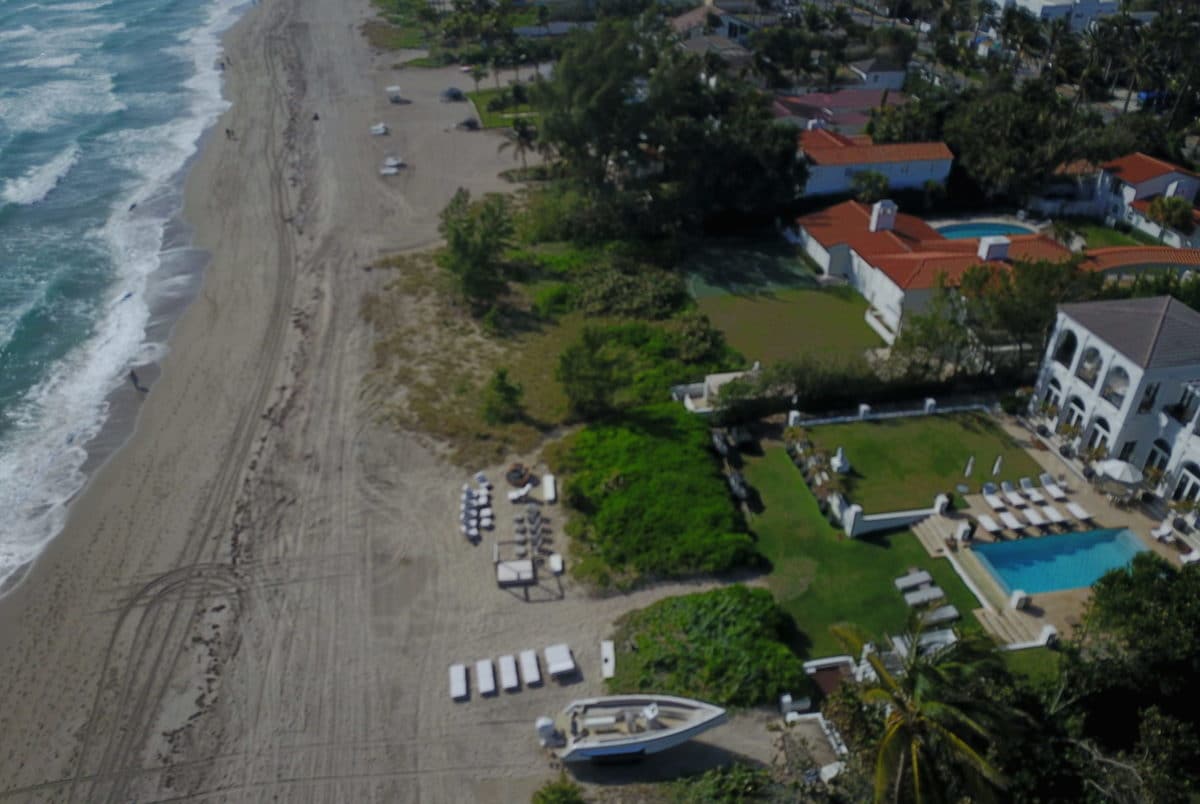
(1099, 152, 1200, 248)
(788, 200, 1071, 342)
(797, 128, 953, 198)
(772, 89, 906, 134)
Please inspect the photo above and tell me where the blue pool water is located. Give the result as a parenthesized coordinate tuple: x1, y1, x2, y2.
(974, 528, 1147, 595)
(937, 222, 1035, 239)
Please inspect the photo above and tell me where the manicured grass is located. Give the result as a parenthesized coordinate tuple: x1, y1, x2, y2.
(1077, 223, 1159, 248)
(743, 447, 983, 657)
(1003, 646, 1062, 685)
(684, 240, 818, 298)
(466, 87, 540, 129)
(697, 287, 882, 364)
(807, 413, 1044, 512)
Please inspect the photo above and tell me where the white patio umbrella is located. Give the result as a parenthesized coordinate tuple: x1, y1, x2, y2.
(1095, 458, 1144, 486)
(992, 455, 1003, 477)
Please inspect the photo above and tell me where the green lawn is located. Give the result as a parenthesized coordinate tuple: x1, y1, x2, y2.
(743, 447, 983, 657)
(684, 240, 819, 298)
(1076, 223, 1159, 248)
(807, 413, 1044, 512)
(466, 87, 540, 129)
(1003, 646, 1062, 684)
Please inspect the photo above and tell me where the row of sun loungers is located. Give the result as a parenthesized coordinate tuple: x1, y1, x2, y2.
(450, 647, 555, 701)
(976, 501, 1092, 537)
(982, 475, 1069, 512)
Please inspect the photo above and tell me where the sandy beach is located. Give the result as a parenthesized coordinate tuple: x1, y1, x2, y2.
(0, 0, 781, 800)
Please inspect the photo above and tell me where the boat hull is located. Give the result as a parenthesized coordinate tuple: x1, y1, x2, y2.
(551, 695, 728, 762)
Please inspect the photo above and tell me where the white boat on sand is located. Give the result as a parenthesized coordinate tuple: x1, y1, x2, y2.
(536, 694, 727, 762)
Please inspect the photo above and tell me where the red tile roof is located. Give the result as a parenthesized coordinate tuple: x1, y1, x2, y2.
(795, 200, 942, 259)
(777, 89, 906, 111)
(1082, 246, 1200, 272)
(873, 235, 1072, 290)
(1054, 159, 1099, 177)
(1101, 152, 1197, 185)
(798, 129, 953, 166)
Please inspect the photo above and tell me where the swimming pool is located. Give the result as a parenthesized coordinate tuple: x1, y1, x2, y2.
(974, 528, 1146, 595)
(937, 222, 1035, 239)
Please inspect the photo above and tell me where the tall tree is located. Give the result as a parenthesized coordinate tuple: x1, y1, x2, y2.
(436, 189, 513, 309)
(1147, 195, 1196, 235)
(851, 170, 891, 203)
(498, 117, 537, 169)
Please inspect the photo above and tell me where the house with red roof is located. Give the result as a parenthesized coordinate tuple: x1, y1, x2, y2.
(789, 200, 1071, 342)
(1100, 152, 1200, 248)
(773, 90, 907, 135)
(798, 128, 953, 198)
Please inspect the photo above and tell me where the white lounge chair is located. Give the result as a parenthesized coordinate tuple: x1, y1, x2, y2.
(507, 482, 534, 503)
(999, 511, 1025, 532)
(475, 659, 497, 696)
(894, 569, 933, 591)
(1151, 521, 1176, 543)
(601, 640, 616, 680)
(903, 585, 944, 607)
(1040, 504, 1067, 526)
(981, 482, 1006, 511)
(1022, 507, 1048, 529)
(1019, 478, 1046, 504)
(1000, 481, 1027, 507)
(519, 649, 542, 686)
(449, 663, 468, 701)
(544, 643, 576, 677)
(976, 514, 1003, 535)
(499, 655, 520, 691)
(1039, 473, 1067, 500)
(924, 604, 960, 626)
(1065, 501, 1093, 522)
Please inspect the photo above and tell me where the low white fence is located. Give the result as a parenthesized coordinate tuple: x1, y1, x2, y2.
(789, 401, 992, 428)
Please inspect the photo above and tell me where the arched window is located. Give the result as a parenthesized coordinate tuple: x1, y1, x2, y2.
(1042, 378, 1063, 410)
(1062, 396, 1087, 431)
(1100, 365, 1130, 408)
(1075, 347, 1102, 387)
(1053, 330, 1078, 367)
(1087, 417, 1111, 451)
(1173, 462, 1200, 503)
(1145, 439, 1172, 472)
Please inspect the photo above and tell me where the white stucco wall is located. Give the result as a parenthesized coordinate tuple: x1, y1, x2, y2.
(847, 252, 905, 334)
(1008, 0, 1118, 31)
(804, 159, 952, 197)
(853, 70, 906, 91)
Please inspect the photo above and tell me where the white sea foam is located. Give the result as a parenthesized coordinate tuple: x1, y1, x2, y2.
(0, 74, 124, 132)
(17, 52, 82, 68)
(51, 0, 114, 11)
(1, 143, 80, 206)
(0, 25, 37, 42)
(0, 0, 245, 590)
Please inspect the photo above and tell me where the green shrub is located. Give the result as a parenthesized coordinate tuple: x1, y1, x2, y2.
(481, 368, 524, 424)
(667, 764, 776, 802)
(573, 258, 688, 319)
(531, 775, 586, 804)
(609, 586, 806, 707)
(532, 282, 577, 317)
(555, 404, 757, 587)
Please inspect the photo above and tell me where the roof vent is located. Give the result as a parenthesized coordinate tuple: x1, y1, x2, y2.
(869, 200, 897, 232)
(977, 235, 1010, 261)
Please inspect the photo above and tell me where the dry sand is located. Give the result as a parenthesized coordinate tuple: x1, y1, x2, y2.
(0, 0, 784, 801)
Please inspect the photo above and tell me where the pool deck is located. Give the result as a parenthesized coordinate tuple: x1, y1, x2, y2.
(910, 417, 1192, 647)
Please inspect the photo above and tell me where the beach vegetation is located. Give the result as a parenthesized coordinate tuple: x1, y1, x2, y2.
(497, 118, 538, 169)
(531, 775, 587, 804)
(437, 188, 514, 311)
(468, 86, 541, 129)
(607, 586, 805, 707)
(481, 368, 524, 424)
(551, 404, 757, 588)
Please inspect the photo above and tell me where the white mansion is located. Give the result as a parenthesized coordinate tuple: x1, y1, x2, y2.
(1034, 296, 1200, 504)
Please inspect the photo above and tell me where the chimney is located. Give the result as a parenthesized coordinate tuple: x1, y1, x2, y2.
(977, 235, 1010, 261)
(805, 118, 827, 131)
(869, 200, 897, 232)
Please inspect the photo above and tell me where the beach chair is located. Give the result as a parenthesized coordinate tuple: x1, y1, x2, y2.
(1039, 473, 1067, 500)
(475, 659, 497, 696)
(1022, 506, 1048, 530)
(976, 514, 1003, 536)
(1065, 501, 1093, 522)
(894, 569, 933, 591)
(1019, 477, 1046, 504)
(999, 511, 1025, 533)
(903, 585, 944, 607)
(1040, 504, 1067, 527)
(519, 649, 542, 686)
(1000, 481, 1027, 507)
(449, 664, 468, 701)
(1151, 521, 1176, 543)
(499, 655, 520, 691)
(924, 604, 960, 627)
(601, 640, 616, 680)
(544, 644, 576, 677)
(981, 482, 1006, 511)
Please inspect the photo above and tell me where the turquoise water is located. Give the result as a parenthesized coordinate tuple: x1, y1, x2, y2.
(937, 222, 1035, 239)
(0, 0, 243, 587)
(974, 528, 1146, 595)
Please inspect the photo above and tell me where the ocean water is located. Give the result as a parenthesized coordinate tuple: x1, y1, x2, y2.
(0, 0, 244, 589)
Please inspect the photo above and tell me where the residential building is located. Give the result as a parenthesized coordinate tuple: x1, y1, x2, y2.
(797, 128, 953, 198)
(789, 200, 1070, 342)
(772, 89, 907, 134)
(1006, 0, 1119, 31)
(1099, 152, 1200, 248)
(848, 57, 907, 91)
(1032, 296, 1200, 504)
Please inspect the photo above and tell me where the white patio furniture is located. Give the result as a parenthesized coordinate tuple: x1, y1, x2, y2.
(1183, 551, 1200, 565)
(477, 506, 493, 519)
(544, 643, 576, 677)
(1022, 507, 1048, 529)
(519, 649, 542, 686)
(475, 659, 496, 696)
(601, 640, 615, 679)
(449, 663, 468, 701)
(1065, 501, 1093, 522)
(507, 482, 534, 503)
(542, 473, 557, 504)
(903, 585, 944, 607)
(894, 570, 933, 591)
(1151, 521, 1176, 543)
(1000, 481, 1027, 507)
(924, 604, 960, 626)
(499, 655, 520, 691)
(981, 482, 1006, 511)
(549, 553, 564, 575)
(1019, 477, 1046, 504)
(1040, 505, 1067, 526)
(976, 514, 1003, 535)
(999, 511, 1025, 532)
(1039, 473, 1067, 500)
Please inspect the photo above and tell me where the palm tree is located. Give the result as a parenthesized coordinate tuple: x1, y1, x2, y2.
(469, 63, 489, 93)
(498, 117, 537, 170)
(832, 621, 1018, 803)
(1051, 219, 1079, 250)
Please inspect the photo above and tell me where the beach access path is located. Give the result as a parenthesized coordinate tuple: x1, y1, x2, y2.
(0, 0, 777, 800)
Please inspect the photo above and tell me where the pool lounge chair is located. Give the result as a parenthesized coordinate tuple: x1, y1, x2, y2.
(449, 663, 468, 701)
(1065, 501, 1093, 522)
(975, 514, 1003, 535)
(981, 482, 1006, 511)
(519, 649, 542, 686)
(1019, 477, 1046, 504)
(1000, 481, 1027, 507)
(1022, 506, 1048, 529)
(999, 511, 1025, 532)
(924, 604, 960, 627)
(894, 569, 933, 591)
(498, 654, 520, 691)
(476, 659, 497, 696)
(1039, 473, 1067, 500)
(1151, 521, 1176, 543)
(544, 643, 576, 677)
(1040, 504, 1067, 526)
(903, 585, 945, 607)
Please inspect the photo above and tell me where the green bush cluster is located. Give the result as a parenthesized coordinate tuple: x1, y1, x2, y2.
(554, 405, 756, 587)
(608, 585, 805, 707)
